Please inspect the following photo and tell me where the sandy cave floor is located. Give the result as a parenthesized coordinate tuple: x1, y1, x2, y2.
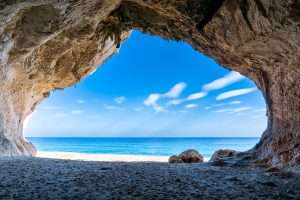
(0, 158, 300, 200)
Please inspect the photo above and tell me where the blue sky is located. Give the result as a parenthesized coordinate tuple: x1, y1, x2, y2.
(24, 31, 267, 137)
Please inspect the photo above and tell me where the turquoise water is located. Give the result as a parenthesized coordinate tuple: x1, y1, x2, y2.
(28, 137, 259, 158)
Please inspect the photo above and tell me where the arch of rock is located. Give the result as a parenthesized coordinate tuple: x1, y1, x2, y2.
(0, 0, 299, 168)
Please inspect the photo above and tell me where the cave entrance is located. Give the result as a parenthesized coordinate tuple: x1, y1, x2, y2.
(24, 31, 267, 160)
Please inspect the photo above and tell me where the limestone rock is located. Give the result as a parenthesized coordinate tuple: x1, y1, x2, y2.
(209, 149, 237, 162)
(0, 0, 299, 168)
(168, 155, 183, 163)
(169, 149, 204, 163)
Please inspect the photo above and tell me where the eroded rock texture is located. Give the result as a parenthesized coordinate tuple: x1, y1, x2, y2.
(0, 0, 299, 167)
(169, 149, 204, 163)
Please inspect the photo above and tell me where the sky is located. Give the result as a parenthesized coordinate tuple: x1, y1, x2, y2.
(24, 31, 267, 138)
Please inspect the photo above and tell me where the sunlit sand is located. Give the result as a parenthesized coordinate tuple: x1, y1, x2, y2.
(37, 151, 169, 162)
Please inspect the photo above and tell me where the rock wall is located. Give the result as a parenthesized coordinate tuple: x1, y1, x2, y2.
(0, 0, 299, 167)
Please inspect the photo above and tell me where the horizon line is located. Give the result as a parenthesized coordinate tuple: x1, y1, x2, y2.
(27, 136, 260, 138)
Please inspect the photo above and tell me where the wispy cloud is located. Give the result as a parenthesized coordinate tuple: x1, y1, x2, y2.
(164, 82, 187, 98)
(144, 94, 161, 107)
(185, 104, 198, 109)
(153, 105, 168, 113)
(114, 96, 127, 104)
(143, 94, 168, 112)
(216, 87, 257, 100)
(76, 99, 85, 104)
(205, 101, 242, 110)
(202, 71, 244, 91)
(186, 92, 207, 101)
(144, 72, 249, 111)
(215, 101, 242, 107)
(144, 82, 187, 112)
(169, 71, 244, 106)
(213, 108, 232, 113)
(213, 107, 252, 114)
(229, 101, 241, 105)
(167, 99, 185, 106)
(167, 91, 206, 107)
(228, 107, 252, 114)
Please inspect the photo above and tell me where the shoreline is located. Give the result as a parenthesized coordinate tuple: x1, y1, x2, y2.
(37, 151, 211, 162)
(36, 151, 170, 162)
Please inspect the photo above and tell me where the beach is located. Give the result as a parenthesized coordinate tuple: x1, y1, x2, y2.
(37, 151, 170, 162)
(0, 157, 299, 200)
(29, 137, 258, 162)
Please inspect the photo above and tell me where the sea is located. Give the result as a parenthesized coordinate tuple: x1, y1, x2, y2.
(27, 137, 259, 159)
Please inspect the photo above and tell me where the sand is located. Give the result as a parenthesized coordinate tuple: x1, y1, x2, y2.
(0, 157, 299, 199)
(37, 151, 169, 162)
(37, 151, 210, 162)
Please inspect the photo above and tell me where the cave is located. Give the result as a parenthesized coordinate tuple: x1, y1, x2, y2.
(0, 0, 299, 168)
(24, 30, 267, 159)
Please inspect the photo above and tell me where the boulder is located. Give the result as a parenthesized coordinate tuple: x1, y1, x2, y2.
(210, 149, 237, 162)
(179, 149, 204, 163)
(169, 149, 204, 163)
(168, 155, 183, 163)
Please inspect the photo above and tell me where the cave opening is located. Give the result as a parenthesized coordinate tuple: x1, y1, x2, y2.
(1, 4, 300, 200)
(23, 31, 267, 160)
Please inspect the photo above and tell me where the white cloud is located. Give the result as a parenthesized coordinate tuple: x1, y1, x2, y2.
(55, 112, 68, 118)
(114, 96, 127, 104)
(229, 101, 241, 105)
(216, 87, 257, 100)
(228, 107, 252, 114)
(144, 82, 186, 112)
(71, 110, 83, 115)
(202, 71, 244, 91)
(144, 93, 161, 106)
(213, 107, 252, 114)
(176, 72, 244, 105)
(167, 99, 184, 106)
(76, 99, 85, 104)
(213, 108, 231, 113)
(187, 92, 207, 101)
(144, 72, 246, 111)
(205, 101, 242, 111)
(153, 105, 168, 113)
(164, 82, 187, 98)
(185, 104, 198, 109)
(144, 93, 168, 113)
